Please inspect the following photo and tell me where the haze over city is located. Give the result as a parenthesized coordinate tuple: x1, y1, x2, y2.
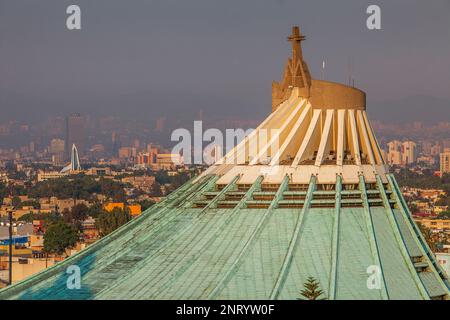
(1, 0, 449, 128)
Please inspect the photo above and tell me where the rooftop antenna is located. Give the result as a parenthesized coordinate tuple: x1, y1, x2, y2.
(321, 59, 325, 80)
(348, 56, 355, 87)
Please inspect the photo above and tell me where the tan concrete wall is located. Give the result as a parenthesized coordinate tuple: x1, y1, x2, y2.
(308, 80, 366, 110)
(12, 258, 55, 283)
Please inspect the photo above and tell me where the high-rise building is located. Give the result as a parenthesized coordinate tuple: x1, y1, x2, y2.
(440, 149, 450, 176)
(118, 147, 137, 160)
(111, 131, 120, 156)
(136, 153, 151, 166)
(431, 144, 442, 157)
(65, 113, 85, 159)
(387, 140, 402, 165)
(2, 26, 448, 300)
(145, 145, 159, 163)
(133, 139, 140, 149)
(402, 141, 417, 165)
(49, 138, 65, 154)
(52, 153, 65, 166)
(420, 140, 433, 155)
(49, 139, 65, 166)
(29, 141, 35, 153)
(387, 140, 416, 166)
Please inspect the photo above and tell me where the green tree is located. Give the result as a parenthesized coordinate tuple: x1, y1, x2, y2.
(436, 196, 450, 208)
(99, 177, 127, 202)
(18, 200, 41, 209)
(95, 208, 131, 237)
(154, 170, 190, 189)
(17, 212, 35, 223)
(138, 199, 155, 211)
(28, 174, 127, 201)
(417, 222, 437, 252)
(437, 211, 450, 220)
(12, 196, 21, 208)
(43, 222, 78, 256)
(68, 203, 89, 222)
(299, 277, 326, 300)
(87, 202, 103, 218)
(408, 203, 418, 214)
(0, 182, 7, 198)
(149, 181, 162, 197)
(18, 212, 64, 225)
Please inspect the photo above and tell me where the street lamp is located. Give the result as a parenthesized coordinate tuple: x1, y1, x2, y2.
(8, 210, 12, 286)
(1, 210, 23, 286)
(2, 209, 14, 285)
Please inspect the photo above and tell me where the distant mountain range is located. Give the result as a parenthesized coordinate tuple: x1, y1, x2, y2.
(367, 95, 450, 124)
(1, 91, 448, 127)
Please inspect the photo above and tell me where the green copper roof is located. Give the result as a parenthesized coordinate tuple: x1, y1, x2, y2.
(0, 174, 449, 300)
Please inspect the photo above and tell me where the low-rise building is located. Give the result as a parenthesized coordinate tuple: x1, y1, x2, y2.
(151, 153, 182, 170)
(121, 175, 156, 193)
(441, 149, 450, 177)
(417, 219, 450, 232)
(0, 256, 56, 284)
(104, 202, 142, 217)
(414, 201, 433, 214)
(37, 171, 68, 182)
(0, 206, 51, 219)
(81, 217, 99, 243)
(435, 206, 449, 214)
(419, 189, 446, 201)
(104, 202, 125, 212)
(417, 155, 435, 166)
(86, 167, 112, 176)
(128, 204, 142, 217)
(436, 252, 450, 277)
(30, 234, 44, 251)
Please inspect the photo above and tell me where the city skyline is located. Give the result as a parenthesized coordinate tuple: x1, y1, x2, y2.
(0, 1, 448, 155)
(0, 1, 449, 126)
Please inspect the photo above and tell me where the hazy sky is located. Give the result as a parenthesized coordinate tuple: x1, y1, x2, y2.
(0, 0, 449, 124)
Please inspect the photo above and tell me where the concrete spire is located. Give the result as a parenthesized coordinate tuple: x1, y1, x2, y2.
(287, 26, 306, 63)
(272, 26, 312, 111)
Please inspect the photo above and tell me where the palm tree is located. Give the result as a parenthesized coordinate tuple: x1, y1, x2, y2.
(299, 277, 326, 300)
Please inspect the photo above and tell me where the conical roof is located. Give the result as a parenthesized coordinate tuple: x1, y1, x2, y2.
(1, 27, 449, 300)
